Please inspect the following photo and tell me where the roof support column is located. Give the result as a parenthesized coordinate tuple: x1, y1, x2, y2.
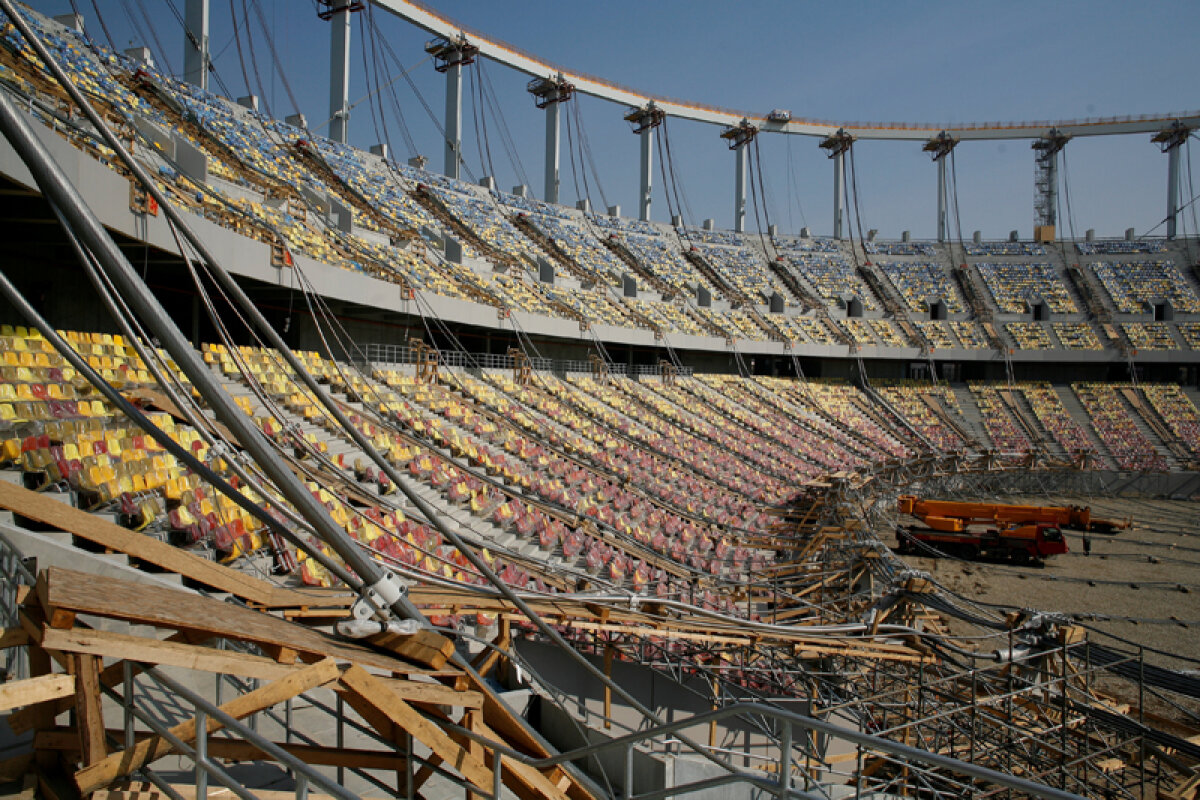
(833, 151, 845, 240)
(937, 156, 947, 242)
(528, 75, 574, 205)
(734, 144, 747, 233)
(326, 0, 354, 143)
(544, 98, 560, 204)
(821, 130, 853, 241)
(426, 36, 478, 180)
(720, 119, 757, 233)
(183, 0, 209, 91)
(443, 58, 462, 178)
(1153, 122, 1192, 240)
(923, 133, 957, 244)
(625, 104, 664, 222)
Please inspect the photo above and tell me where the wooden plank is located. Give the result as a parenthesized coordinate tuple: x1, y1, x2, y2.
(0, 481, 296, 607)
(9, 625, 214, 735)
(36, 626, 480, 708)
(74, 657, 340, 794)
(339, 665, 494, 793)
(471, 716, 571, 800)
(71, 654, 106, 766)
(37, 728, 409, 772)
(366, 627, 456, 670)
(0, 673, 75, 712)
(38, 567, 440, 675)
(0, 628, 29, 649)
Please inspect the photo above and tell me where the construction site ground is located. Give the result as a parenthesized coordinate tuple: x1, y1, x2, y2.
(886, 494, 1200, 668)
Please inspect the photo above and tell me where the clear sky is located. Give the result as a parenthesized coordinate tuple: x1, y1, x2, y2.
(28, 0, 1200, 240)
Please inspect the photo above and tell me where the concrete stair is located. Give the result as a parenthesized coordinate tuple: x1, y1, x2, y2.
(947, 386, 992, 447)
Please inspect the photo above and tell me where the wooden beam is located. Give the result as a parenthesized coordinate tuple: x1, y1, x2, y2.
(36, 728, 409, 771)
(70, 654, 106, 766)
(0, 673, 75, 712)
(339, 665, 494, 793)
(36, 567, 440, 675)
(74, 657, 340, 794)
(36, 626, 481, 707)
(0, 627, 30, 649)
(0, 481, 304, 607)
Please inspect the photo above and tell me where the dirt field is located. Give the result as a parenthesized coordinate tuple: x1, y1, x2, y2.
(885, 494, 1200, 670)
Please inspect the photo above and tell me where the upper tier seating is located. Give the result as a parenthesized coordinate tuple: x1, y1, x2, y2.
(1053, 323, 1104, 351)
(1077, 240, 1167, 255)
(964, 242, 1047, 256)
(1006, 322, 1054, 350)
(776, 241, 879, 310)
(877, 262, 964, 313)
(1122, 323, 1178, 351)
(974, 263, 1077, 313)
(864, 242, 935, 256)
(1089, 261, 1200, 314)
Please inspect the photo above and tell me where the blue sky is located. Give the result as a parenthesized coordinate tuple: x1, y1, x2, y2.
(29, 0, 1200, 239)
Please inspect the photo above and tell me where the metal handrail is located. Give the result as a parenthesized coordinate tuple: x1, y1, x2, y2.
(106, 665, 364, 800)
(438, 700, 1087, 800)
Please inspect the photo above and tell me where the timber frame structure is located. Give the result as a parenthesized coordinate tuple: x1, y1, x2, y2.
(1, 452, 1198, 800)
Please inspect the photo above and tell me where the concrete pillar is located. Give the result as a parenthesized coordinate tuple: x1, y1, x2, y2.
(638, 125, 654, 222)
(444, 59, 463, 179)
(936, 156, 948, 243)
(328, 0, 352, 142)
(183, 0, 209, 91)
(544, 99, 561, 205)
(1167, 141, 1181, 240)
(733, 144, 748, 233)
(833, 152, 845, 240)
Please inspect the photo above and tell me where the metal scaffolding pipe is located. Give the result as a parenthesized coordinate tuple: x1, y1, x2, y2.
(0, 72, 404, 620)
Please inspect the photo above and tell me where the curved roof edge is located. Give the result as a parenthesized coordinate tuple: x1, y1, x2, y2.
(371, 0, 1200, 141)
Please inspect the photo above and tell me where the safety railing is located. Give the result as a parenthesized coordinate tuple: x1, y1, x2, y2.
(0, 527, 34, 682)
(436, 700, 1088, 800)
(363, 342, 692, 378)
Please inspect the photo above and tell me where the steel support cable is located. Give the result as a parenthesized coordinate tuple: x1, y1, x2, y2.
(55, 203, 291, 573)
(362, 9, 418, 157)
(0, 28, 622, 791)
(0, 267, 358, 592)
(0, 43, 404, 613)
(573, 100, 609, 211)
(0, 21, 947, 780)
(127, 0, 176, 77)
(236, 0, 273, 118)
(949, 148, 968, 262)
(0, 50, 734, 771)
(356, 10, 387, 148)
(83, 0, 118, 54)
(477, 60, 529, 190)
(247, 0, 302, 120)
(661, 119, 695, 227)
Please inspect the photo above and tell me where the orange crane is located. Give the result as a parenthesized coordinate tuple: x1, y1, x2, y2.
(897, 495, 1130, 533)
